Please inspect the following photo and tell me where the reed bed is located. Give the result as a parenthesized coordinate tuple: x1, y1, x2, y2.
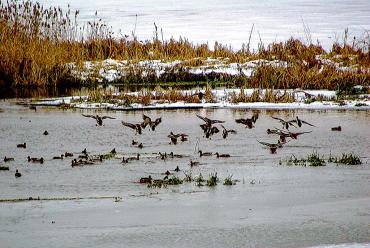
(1, 0, 370, 89)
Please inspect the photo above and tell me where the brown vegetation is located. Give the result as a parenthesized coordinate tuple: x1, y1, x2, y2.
(0, 0, 369, 89)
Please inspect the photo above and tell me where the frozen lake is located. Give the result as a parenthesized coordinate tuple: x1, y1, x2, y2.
(34, 0, 370, 50)
(0, 101, 369, 247)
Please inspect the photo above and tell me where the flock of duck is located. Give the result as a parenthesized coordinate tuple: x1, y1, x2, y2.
(2, 110, 342, 182)
(0, 109, 341, 184)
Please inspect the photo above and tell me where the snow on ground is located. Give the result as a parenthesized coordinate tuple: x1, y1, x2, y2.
(67, 56, 366, 83)
(29, 88, 370, 110)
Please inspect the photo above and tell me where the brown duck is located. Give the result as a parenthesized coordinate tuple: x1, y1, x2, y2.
(271, 116, 297, 130)
(220, 125, 237, 139)
(290, 116, 315, 128)
(121, 121, 142, 134)
(141, 114, 162, 131)
(257, 140, 285, 154)
(82, 114, 116, 126)
(168, 132, 188, 145)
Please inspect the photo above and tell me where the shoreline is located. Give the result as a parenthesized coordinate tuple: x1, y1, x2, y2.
(18, 88, 370, 111)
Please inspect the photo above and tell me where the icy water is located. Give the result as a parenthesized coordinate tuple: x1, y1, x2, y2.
(0, 101, 370, 248)
(35, 0, 370, 50)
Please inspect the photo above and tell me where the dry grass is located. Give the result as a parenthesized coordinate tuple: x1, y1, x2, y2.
(84, 86, 206, 105)
(229, 87, 295, 103)
(1, 0, 370, 89)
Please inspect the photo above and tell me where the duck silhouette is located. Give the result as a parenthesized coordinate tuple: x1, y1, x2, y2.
(271, 116, 297, 130)
(141, 114, 162, 131)
(139, 175, 152, 184)
(196, 114, 225, 127)
(52, 154, 64, 159)
(290, 116, 315, 128)
(215, 152, 231, 158)
(168, 132, 188, 145)
(17, 143, 26, 148)
(121, 121, 142, 134)
(198, 150, 212, 157)
(4, 156, 14, 162)
(82, 114, 116, 126)
(220, 125, 237, 139)
(257, 140, 286, 154)
(235, 118, 254, 129)
(331, 126, 341, 131)
(27, 156, 44, 164)
(15, 169, 22, 178)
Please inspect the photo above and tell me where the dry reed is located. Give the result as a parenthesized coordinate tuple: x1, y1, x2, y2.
(0, 0, 369, 90)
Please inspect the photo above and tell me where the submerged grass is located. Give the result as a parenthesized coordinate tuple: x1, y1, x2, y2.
(1, 1, 369, 89)
(206, 172, 219, 187)
(332, 153, 362, 165)
(284, 151, 326, 167)
(284, 152, 363, 167)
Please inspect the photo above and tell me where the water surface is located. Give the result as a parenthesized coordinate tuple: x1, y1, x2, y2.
(0, 101, 369, 247)
(35, 0, 370, 50)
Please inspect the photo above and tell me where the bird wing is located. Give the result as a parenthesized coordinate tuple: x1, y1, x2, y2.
(302, 120, 315, 127)
(210, 119, 225, 124)
(101, 116, 116, 119)
(257, 140, 272, 147)
(220, 124, 227, 131)
(235, 118, 246, 124)
(121, 121, 136, 130)
(142, 114, 151, 123)
(228, 129, 237, 134)
(295, 131, 313, 135)
(271, 116, 285, 122)
(196, 114, 211, 124)
(154, 117, 162, 125)
(82, 114, 96, 119)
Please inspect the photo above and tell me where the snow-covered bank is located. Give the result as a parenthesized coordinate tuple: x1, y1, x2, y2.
(28, 88, 370, 111)
(67, 56, 368, 83)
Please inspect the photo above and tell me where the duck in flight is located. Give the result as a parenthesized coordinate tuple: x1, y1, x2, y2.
(290, 116, 315, 128)
(197, 115, 224, 138)
(257, 140, 286, 154)
(121, 121, 142, 134)
(141, 114, 162, 131)
(220, 125, 237, 139)
(271, 116, 297, 130)
(82, 114, 116, 126)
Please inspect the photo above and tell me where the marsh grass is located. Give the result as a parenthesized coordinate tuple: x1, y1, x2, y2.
(333, 153, 362, 165)
(194, 173, 205, 187)
(183, 170, 193, 182)
(284, 152, 326, 167)
(1, 1, 370, 89)
(285, 152, 362, 167)
(81, 86, 211, 105)
(307, 151, 326, 167)
(206, 172, 219, 187)
(223, 175, 237, 186)
(229, 87, 295, 103)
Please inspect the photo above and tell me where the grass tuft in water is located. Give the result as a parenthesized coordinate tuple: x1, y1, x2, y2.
(223, 175, 237, 186)
(206, 172, 219, 187)
(334, 153, 362, 165)
(307, 151, 326, 167)
(194, 173, 205, 187)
